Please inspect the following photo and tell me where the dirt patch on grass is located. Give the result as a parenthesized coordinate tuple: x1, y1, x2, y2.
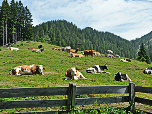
(44, 71, 59, 75)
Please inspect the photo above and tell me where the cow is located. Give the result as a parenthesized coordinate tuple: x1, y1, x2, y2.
(83, 50, 95, 57)
(28, 48, 35, 50)
(69, 53, 84, 58)
(120, 58, 131, 62)
(63, 46, 71, 53)
(105, 53, 114, 58)
(93, 52, 100, 56)
(70, 48, 79, 53)
(86, 65, 110, 74)
(57, 48, 63, 51)
(107, 50, 113, 54)
(115, 72, 131, 82)
(143, 67, 152, 74)
(65, 67, 87, 80)
(8, 47, 19, 51)
(38, 45, 44, 49)
(114, 54, 120, 58)
(52, 48, 57, 50)
(32, 48, 44, 52)
(9, 64, 45, 76)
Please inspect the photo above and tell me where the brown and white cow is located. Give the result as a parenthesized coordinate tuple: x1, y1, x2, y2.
(70, 48, 79, 53)
(65, 67, 87, 80)
(83, 50, 95, 57)
(93, 52, 100, 56)
(69, 53, 84, 58)
(10, 64, 45, 76)
(8, 47, 19, 51)
(32, 48, 44, 52)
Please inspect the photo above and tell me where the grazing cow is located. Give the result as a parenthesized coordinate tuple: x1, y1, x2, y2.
(63, 46, 71, 53)
(7, 47, 19, 51)
(69, 53, 84, 58)
(65, 67, 87, 80)
(32, 48, 44, 52)
(70, 48, 79, 53)
(93, 52, 100, 56)
(83, 50, 95, 57)
(86, 65, 110, 74)
(38, 45, 44, 49)
(105, 53, 114, 58)
(107, 50, 113, 54)
(120, 58, 131, 62)
(10, 64, 45, 76)
(115, 72, 131, 82)
(143, 67, 152, 74)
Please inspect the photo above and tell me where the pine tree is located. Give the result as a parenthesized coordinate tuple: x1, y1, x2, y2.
(137, 43, 151, 64)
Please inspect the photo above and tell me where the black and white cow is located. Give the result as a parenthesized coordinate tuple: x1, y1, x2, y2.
(86, 65, 110, 74)
(143, 67, 152, 74)
(38, 45, 44, 49)
(115, 72, 131, 82)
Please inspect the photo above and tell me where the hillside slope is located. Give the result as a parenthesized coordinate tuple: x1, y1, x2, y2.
(33, 20, 137, 59)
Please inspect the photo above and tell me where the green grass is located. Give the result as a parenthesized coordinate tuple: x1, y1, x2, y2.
(0, 41, 151, 113)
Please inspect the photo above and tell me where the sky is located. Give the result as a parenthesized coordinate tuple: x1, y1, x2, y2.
(4, 0, 152, 41)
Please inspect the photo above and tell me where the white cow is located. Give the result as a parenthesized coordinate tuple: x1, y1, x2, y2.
(65, 67, 87, 80)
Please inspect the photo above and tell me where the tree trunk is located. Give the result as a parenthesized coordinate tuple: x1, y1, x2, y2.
(3, 22, 4, 46)
(6, 21, 7, 45)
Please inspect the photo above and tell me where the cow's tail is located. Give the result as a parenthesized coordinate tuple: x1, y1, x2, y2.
(9, 70, 12, 75)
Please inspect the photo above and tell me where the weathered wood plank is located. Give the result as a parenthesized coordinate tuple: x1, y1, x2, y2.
(0, 87, 68, 98)
(67, 82, 72, 111)
(4, 110, 67, 114)
(135, 97, 152, 106)
(135, 86, 152, 94)
(0, 99, 67, 109)
(76, 86, 129, 95)
(75, 96, 129, 105)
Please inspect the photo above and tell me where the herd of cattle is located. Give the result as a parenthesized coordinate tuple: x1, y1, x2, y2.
(7, 45, 151, 82)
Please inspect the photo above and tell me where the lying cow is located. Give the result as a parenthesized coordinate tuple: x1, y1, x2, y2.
(70, 48, 79, 53)
(65, 67, 87, 80)
(86, 65, 110, 74)
(8, 47, 19, 51)
(32, 48, 44, 52)
(105, 53, 114, 58)
(93, 52, 100, 56)
(10, 64, 45, 76)
(143, 67, 152, 74)
(115, 72, 131, 82)
(69, 53, 84, 58)
(120, 58, 131, 62)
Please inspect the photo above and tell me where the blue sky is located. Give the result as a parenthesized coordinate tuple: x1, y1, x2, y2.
(5, 0, 152, 41)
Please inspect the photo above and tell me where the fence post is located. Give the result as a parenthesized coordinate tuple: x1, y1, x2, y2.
(67, 82, 76, 112)
(129, 82, 135, 112)
(71, 83, 76, 109)
(67, 82, 73, 111)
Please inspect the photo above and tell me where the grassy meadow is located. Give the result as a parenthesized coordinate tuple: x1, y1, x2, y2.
(0, 41, 151, 113)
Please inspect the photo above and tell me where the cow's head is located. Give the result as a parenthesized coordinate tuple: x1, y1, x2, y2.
(101, 65, 108, 70)
(38, 65, 44, 75)
(115, 72, 121, 81)
(70, 67, 77, 76)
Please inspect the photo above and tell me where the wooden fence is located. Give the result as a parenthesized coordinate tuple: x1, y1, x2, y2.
(0, 82, 152, 114)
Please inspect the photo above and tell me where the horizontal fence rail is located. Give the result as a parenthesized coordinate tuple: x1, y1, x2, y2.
(135, 86, 152, 107)
(0, 82, 151, 114)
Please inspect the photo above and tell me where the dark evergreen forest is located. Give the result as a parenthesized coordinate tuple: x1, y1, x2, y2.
(1, 0, 152, 61)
